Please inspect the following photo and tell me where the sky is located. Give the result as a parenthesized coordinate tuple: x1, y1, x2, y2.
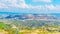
(0, 0, 60, 14)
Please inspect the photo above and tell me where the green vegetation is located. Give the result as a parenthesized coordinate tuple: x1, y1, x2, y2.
(0, 20, 60, 34)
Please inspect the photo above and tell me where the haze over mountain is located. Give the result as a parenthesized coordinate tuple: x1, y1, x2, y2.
(0, 13, 60, 20)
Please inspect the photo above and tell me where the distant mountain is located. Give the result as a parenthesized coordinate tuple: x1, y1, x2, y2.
(0, 14, 60, 20)
(0, 13, 60, 28)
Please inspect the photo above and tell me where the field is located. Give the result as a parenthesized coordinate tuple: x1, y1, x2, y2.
(0, 19, 60, 34)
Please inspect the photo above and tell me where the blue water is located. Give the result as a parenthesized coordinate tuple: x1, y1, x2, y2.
(0, 12, 60, 17)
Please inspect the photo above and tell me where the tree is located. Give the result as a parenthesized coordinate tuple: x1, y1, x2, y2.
(0, 22, 5, 29)
(5, 24, 12, 34)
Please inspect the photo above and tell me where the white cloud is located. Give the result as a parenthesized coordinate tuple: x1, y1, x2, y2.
(54, 6, 60, 11)
(27, 4, 60, 11)
(0, 3, 8, 8)
(32, 0, 52, 2)
(0, 0, 60, 12)
(0, 0, 52, 9)
(45, 4, 56, 10)
(45, 5, 60, 11)
(0, 0, 17, 4)
(7, 0, 29, 8)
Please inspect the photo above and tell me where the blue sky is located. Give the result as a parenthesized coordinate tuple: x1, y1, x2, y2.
(0, 0, 60, 14)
